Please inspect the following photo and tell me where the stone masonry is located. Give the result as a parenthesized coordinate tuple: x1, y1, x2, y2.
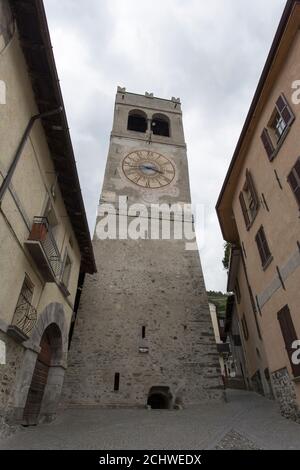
(271, 368, 300, 423)
(62, 89, 223, 407)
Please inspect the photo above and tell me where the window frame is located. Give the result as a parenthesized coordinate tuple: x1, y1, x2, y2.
(241, 315, 249, 341)
(255, 226, 273, 270)
(287, 157, 300, 209)
(239, 170, 259, 230)
(61, 249, 72, 290)
(261, 93, 295, 161)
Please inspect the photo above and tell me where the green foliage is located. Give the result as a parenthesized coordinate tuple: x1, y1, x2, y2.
(222, 242, 231, 271)
(207, 291, 228, 318)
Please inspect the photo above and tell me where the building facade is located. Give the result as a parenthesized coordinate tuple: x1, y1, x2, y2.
(217, 0, 300, 421)
(63, 88, 223, 408)
(208, 301, 230, 380)
(0, 0, 95, 431)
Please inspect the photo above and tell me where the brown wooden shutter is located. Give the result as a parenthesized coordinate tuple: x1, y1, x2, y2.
(261, 128, 275, 160)
(255, 230, 265, 265)
(241, 315, 249, 341)
(276, 94, 295, 127)
(246, 170, 259, 211)
(287, 158, 300, 207)
(239, 192, 250, 229)
(255, 226, 271, 267)
(278, 305, 300, 377)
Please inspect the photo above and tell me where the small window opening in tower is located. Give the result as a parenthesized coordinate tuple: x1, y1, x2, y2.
(142, 326, 146, 339)
(127, 110, 147, 133)
(114, 373, 120, 391)
(151, 114, 170, 137)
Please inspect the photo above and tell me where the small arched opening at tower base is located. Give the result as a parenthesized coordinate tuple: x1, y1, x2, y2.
(23, 323, 62, 426)
(147, 386, 173, 410)
(127, 109, 147, 133)
(151, 113, 170, 137)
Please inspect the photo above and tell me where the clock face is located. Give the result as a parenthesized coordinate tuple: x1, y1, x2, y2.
(122, 150, 176, 189)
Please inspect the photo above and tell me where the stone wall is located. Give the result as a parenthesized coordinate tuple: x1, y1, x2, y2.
(271, 368, 300, 422)
(0, 330, 24, 438)
(63, 235, 223, 407)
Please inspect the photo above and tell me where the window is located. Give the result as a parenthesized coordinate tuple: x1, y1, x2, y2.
(0, 0, 14, 52)
(15, 276, 34, 313)
(261, 94, 295, 161)
(255, 226, 272, 268)
(239, 170, 259, 229)
(61, 252, 72, 288)
(278, 305, 300, 378)
(12, 275, 36, 335)
(287, 158, 300, 208)
(142, 326, 146, 339)
(235, 280, 241, 304)
(43, 196, 59, 238)
(241, 315, 249, 341)
(127, 110, 147, 133)
(233, 335, 242, 346)
(151, 114, 170, 137)
(114, 373, 120, 391)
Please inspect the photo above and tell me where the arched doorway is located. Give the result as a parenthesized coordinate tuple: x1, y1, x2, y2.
(147, 386, 173, 410)
(23, 323, 62, 425)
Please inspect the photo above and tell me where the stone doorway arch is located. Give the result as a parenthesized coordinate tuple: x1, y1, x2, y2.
(6, 303, 68, 425)
(147, 386, 173, 410)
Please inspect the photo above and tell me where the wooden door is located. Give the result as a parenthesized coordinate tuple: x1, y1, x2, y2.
(23, 332, 52, 425)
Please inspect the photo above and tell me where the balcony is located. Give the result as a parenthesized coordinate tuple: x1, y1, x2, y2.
(7, 292, 37, 342)
(25, 216, 62, 282)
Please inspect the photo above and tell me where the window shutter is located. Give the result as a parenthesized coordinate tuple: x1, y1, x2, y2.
(276, 94, 295, 127)
(241, 315, 249, 341)
(255, 230, 265, 265)
(239, 192, 250, 229)
(246, 170, 259, 210)
(261, 128, 275, 160)
(287, 158, 300, 207)
(278, 305, 300, 378)
(255, 226, 271, 267)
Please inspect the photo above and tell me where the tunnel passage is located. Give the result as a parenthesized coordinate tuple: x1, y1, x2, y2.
(147, 386, 173, 410)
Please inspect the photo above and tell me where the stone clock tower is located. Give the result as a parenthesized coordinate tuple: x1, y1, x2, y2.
(63, 88, 222, 408)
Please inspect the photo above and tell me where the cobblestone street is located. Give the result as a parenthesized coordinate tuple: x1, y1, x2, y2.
(1, 390, 300, 450)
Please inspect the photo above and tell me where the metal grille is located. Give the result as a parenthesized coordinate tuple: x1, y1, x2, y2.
(32, 216, 62, 278)
(12, 280, 37, 335)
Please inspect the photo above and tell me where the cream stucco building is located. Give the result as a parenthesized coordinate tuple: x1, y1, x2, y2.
(0, 0, 95, 430)
(217, 0, 300, 421)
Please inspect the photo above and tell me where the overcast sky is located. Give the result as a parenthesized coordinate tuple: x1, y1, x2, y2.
(44, 0, 286, 292)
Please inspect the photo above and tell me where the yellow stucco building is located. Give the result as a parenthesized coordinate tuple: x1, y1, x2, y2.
(0, 0, 95, 430)
(217, 0, 300, 421)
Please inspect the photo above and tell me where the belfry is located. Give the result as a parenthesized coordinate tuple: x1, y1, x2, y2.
(63, 88, 222, 408)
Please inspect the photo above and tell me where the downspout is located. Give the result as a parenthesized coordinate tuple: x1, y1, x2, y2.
(0, 106, 63, 203)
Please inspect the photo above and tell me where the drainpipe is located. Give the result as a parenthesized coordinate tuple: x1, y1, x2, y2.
(0, 106, 63, 204)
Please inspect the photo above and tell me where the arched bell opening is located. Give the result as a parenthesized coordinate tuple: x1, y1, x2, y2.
(127, 109, 147, 133)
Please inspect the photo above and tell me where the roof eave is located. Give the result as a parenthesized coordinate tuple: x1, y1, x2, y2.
(11, 0, 97, 274)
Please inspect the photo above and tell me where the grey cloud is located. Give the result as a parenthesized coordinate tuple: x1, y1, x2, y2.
(44, 0, 286, 291)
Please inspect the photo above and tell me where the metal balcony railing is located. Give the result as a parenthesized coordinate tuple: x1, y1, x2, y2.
(25, 216, 62, 281)
(34, 217, 62, 277)
(12, 292, 37, 336)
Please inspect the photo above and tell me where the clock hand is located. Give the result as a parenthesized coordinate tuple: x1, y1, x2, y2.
(141, 164, 164, 174)
(125, 163, 164, 174)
